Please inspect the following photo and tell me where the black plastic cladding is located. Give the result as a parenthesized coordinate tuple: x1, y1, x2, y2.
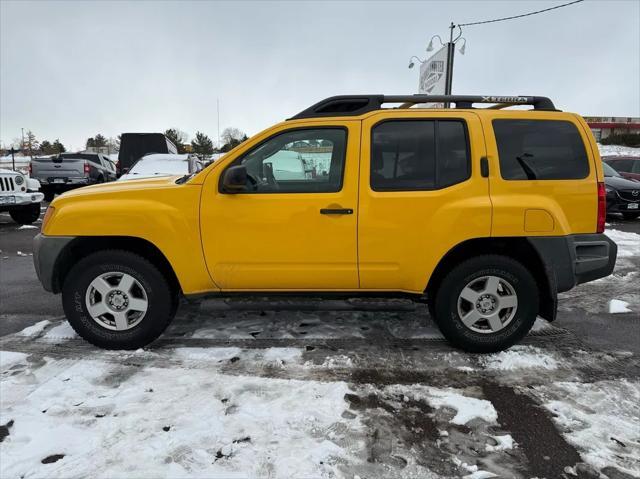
(289, 95, 558, 120)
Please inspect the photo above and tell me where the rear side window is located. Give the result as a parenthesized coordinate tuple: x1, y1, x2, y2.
(370, 120, 469, 191)
(493, 120, 589, 180)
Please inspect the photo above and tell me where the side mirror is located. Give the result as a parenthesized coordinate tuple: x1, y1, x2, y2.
(221, 165, 247, 193)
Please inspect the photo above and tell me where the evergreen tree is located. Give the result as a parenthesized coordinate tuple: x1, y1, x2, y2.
(40, 140, 53, 154)
(191, 132, 214, 158)
(165, 128, 188, 154)
(52, 139, 66, 153)
(24, 130, 38, 157)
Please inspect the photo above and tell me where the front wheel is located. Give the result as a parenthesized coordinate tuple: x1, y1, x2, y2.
(62, 250, 177, 349)
(10, 203, 41, 225)
(433, 255, 538, 353)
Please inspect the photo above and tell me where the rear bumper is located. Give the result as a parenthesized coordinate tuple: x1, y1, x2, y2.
(33, 234, 75, 293)
(528, 233, 617, 293)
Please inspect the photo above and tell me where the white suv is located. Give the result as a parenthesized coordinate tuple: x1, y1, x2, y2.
(0, 168, 44, 224)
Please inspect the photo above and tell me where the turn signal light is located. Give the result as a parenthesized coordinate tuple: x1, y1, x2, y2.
(597, 182, 606, 233)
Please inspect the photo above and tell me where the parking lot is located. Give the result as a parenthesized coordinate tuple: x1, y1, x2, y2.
(1, 204, 639, 479)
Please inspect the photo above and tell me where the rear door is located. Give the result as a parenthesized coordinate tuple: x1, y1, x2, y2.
(481, 112, 598, 235)
(358, 110, 491, 292)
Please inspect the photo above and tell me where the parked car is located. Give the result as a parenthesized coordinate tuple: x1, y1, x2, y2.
(34, 94, 617, 353)
(602, 156, 640, 181)
(603, 162, 640, 220)
(118, 154, 203, 181)
(30, 153, 117, 201)
(117, 133, 178, 176)
(0, 168, 44, 224)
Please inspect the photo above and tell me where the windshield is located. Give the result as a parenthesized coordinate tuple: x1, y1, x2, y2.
(602, 162, 621, 177)
(128, 158, 189, 176)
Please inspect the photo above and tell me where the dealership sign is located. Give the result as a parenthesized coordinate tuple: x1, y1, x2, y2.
(419, 45, 448, 108)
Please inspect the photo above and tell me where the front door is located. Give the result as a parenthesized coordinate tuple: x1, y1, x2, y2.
(200, 123, 360, 290)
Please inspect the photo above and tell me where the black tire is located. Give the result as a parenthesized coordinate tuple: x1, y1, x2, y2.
(43, 188, 55, 202)
(62, 250, 176, 349)
(622, 212, 639, 220)
(9, 203, 41, 225)
(433, 255, 538, 353)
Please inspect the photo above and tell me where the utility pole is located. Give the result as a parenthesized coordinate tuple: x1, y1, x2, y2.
(21, 128, 24, 150)
(217, 98, 220, 151)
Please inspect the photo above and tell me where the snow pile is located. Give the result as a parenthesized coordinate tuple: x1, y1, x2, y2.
(16, 319, 50, 337)
(480, 345, 558, 371)
(0, 358, 356, 478)
(540, 380, 640, 477)
(485, 434, 515, 452)
(606, 229, 640, 258)
(391, 385, 498, 426)
(0, 351, 28, 369)
(43, 321, 78, 340)
(598, 144, 640, 157)
(608, 299, 632, 314)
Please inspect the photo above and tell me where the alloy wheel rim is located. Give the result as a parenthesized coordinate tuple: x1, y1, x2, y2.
(456, 275, 518, 334)
(85, 272, 148, 331)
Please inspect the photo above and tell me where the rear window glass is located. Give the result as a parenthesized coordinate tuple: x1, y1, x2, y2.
(370, 120, 469, 191)
(493, 120, 589, 180)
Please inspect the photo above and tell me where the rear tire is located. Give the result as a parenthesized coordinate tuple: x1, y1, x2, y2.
(62, 250, 176, 349)
(622, 213, 639, 220)
(9, 203, 41, 225)
(433, 255, 538, 353)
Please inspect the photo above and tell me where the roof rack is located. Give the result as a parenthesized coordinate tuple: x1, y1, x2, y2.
(289, 94, 558, 119)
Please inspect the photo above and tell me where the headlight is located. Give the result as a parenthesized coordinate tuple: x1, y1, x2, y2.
(14, 175, 24, 185)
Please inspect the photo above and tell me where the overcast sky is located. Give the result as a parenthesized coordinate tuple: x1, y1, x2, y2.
(1, 0, 639, 151)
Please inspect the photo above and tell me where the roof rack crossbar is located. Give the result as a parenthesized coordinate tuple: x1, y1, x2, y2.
(289, 94, 558, 119)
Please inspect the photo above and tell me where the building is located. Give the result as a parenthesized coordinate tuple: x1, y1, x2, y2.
(583, 116, 640, 142)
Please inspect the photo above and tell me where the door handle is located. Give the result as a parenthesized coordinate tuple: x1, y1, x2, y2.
(320, 208, 353, 215)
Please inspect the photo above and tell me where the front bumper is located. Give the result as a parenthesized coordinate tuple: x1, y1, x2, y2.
(606, 196, 640, 214)
(33, 234, 75, 293)
(528, 233, 618, 293)
(0, 191, 44, 207)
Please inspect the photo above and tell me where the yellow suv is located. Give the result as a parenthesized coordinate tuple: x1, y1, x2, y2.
(33, 95, 617, 353)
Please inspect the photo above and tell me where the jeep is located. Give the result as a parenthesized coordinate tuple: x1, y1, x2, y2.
(33, 94, 617, 353)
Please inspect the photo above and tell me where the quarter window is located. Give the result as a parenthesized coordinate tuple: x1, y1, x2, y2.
(493, 119, 589, 180)
(370, 120, 470, 191)
(228, 128, 347, 193)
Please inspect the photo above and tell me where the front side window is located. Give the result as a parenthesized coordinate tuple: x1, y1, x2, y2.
(493, 119, 589, 180)
(370, 120, 469, 191)
(228, 128, 347, 193)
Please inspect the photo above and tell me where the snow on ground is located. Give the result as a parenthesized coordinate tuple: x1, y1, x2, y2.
(606, 229, 640, 258)
(0, 351, 28, 369)
(479, 345, 558, 371)
(16, 319, 50, 337)
(1, 356, 356, 479)
(598, 144, 640, 157)
(535, 380, 640, 478)
(608, 299, 632, 314)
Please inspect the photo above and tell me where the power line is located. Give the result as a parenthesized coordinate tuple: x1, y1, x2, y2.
(458, 0, 584, 27)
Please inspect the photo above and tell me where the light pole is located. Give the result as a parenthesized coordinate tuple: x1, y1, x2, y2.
(408, 26, 466, 105)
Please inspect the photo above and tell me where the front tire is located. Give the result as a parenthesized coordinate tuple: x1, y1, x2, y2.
(62, 250, 176, 349)
(10, 203, 41, 225)
(433, 255, 538, 353)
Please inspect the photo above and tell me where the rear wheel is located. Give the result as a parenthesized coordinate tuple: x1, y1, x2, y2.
(433, 255, 538, 353)
(62, 250, 176, 349)
(9, 203, 41, 225)
(622, 212, 639, 220)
